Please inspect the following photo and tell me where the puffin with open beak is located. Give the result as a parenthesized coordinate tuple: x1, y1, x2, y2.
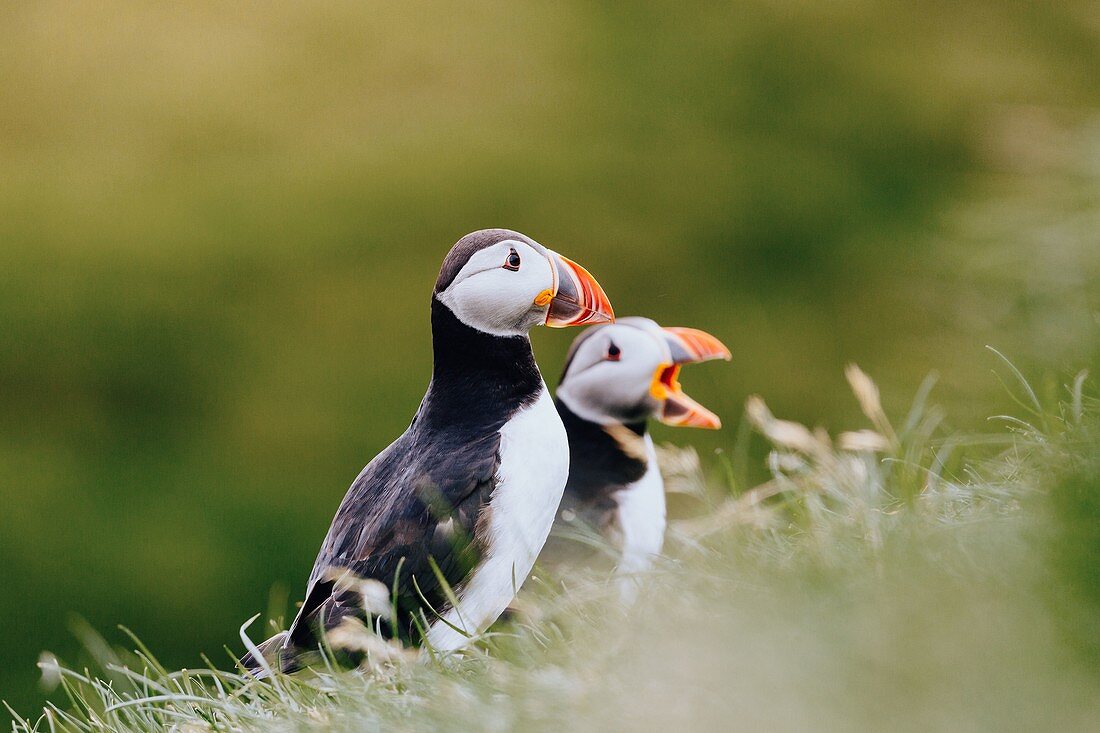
(243, 229, 613, 672)
(541, 317, 730, 600)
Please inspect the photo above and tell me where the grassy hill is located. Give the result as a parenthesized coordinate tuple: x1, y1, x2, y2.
(1, 0, 1098, 714)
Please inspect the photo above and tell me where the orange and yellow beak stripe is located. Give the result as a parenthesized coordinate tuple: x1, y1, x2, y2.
(543, 252, 615, 328)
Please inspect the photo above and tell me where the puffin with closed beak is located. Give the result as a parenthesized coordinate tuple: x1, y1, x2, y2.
(244, 229, 613, 672)
(542, 317, 730, 600)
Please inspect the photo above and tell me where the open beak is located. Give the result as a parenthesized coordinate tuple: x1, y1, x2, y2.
(649, 327, 731, 429)
(540, 251, 615, 328)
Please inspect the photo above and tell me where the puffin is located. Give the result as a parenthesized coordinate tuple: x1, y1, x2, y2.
(244, 229, 613, 671)
(541, 317, 729, 600)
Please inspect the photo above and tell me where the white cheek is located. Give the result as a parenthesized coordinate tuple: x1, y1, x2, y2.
(438, 266, 550, 337)
(558, 360, 658, 424)
(558, 325, 670, 423)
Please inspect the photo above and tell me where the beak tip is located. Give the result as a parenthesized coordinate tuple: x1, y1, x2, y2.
(690, 415, 722, 430)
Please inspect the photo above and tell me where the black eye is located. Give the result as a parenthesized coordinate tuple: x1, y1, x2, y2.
(503, 248, 521, 271)
(607, 342, 621, 361)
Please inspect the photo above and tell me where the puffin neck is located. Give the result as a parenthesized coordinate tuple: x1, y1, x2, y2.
(555, 398, 649, 493)
(421, 298, 544, 427)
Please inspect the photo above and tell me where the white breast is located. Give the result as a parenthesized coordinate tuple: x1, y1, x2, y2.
(611, 434, 666, 602)
(426, 386, 568, 652)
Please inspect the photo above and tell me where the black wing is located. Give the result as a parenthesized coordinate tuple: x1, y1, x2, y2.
(286, 424, 501, 647)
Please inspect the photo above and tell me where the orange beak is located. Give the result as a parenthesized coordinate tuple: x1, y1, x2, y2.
(662, 327, 732, 364)
(649, 327, 730, 430)
(541, 252, 615, 328)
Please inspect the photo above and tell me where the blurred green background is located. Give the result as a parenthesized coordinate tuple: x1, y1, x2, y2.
(1, 0, 1098, 711)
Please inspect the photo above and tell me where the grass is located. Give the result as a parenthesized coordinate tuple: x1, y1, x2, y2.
(8, 359, 1100, 732)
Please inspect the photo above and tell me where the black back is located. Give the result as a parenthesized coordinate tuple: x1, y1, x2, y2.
(286, 297, 543, 648)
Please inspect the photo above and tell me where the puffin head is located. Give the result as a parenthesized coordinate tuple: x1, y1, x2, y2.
(434, 229, 614, 337)
(557, 317, 731, 429)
